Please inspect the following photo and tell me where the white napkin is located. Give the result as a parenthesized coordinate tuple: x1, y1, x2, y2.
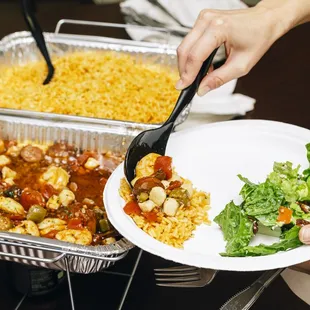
(121, 0, 247, 47)
(154, 0, 247, 27)
(121, 0, 247, 28)
(191, 79, 255, 116)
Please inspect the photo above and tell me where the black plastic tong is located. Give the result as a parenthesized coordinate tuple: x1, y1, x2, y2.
(21, 0, 55, 85)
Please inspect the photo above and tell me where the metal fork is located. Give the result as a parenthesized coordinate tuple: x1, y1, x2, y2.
(154, 265, 218, 288)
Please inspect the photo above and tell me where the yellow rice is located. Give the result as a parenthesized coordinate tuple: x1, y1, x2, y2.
(119, 178, 211, 248)
(0, 51, 179, 123)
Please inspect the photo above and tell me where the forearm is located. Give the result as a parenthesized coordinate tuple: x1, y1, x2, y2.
(257, 0, 310, 35)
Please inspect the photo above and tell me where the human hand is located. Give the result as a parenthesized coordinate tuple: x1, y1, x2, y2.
(175, 0, 310, 96)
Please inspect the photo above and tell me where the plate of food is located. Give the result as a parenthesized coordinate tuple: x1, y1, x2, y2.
(104, 120, 310, 271)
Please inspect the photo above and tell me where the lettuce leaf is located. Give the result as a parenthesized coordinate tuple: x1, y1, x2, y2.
(302, 143, 310, 176)
(221, 226, 302, 257)
(268, 162, 308, 202)
(256, 212, 280, 227)
(290, 202, 304, 218)
(273, 161, 300, 179)
(290, 202, 310, 221)
(242, 180, 284, 216)
(238, 175, 257, 200)
(214, 201, 253, 254)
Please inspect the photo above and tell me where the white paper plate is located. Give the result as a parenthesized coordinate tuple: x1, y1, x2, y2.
(104, 120, 310, 271)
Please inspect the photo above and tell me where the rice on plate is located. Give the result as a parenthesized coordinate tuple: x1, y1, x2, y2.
(119, 153, 210, 248)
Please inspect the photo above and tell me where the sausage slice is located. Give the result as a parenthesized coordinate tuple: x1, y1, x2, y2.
(21, 145, 43, 163)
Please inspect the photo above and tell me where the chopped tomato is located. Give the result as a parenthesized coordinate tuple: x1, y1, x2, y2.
(67, 218, 84, 230)
(277, 206, 293, 224)
(124, 201, 141, 216)
(42, 230, 59, 239)
(154, 156, 172, 180)
(167, 180, 182, 190)
(40, 183, 57, 200)
(77, 154, 90, 165)
(143, 211, 158, 222)
(20, 189, 45, 211)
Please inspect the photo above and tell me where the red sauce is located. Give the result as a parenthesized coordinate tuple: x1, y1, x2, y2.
(124, 201, 141, 216)
(168, 180, 182, 190)
(77, 154, 90, 165)
(154, 156, 172, 179)
(8, 215, 25, 220)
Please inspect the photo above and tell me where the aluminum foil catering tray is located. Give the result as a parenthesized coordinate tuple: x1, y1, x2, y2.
(0, 19, 190, 130)
(0, 115, 139, 274)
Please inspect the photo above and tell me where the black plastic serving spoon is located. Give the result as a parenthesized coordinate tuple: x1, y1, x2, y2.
(124, 48, 219, 184)
(21, 0, 55, 85)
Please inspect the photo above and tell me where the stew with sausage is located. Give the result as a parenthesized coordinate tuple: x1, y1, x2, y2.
(0, 140, 122, 246)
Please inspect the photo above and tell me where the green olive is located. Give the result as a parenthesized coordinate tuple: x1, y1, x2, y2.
(169, 188, 190, 206)
(0, 215, 13, 231)
(99, 219, 110, 233)
(93, 206, 105, 219)
(137, 192, 149, 203)
(27, 205, 47, 223)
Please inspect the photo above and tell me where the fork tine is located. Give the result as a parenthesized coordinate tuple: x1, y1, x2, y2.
(155, 275, 200, 282)
(154, 271, 199, 277)
(156, 281, 202, 288)
(154, 266, 197, 272)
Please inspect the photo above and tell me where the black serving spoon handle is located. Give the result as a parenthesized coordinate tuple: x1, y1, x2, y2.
(21, 0, 55, 85)
(165, 48, 218, 125)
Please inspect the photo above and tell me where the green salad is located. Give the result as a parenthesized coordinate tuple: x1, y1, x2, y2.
(214, 143, 310, 257)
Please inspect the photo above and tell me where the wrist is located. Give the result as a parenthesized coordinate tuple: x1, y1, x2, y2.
(256, 0, 310, 37)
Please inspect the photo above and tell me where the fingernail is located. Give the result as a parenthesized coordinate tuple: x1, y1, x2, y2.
(299, 226, 310, 244)
(175, 79, 184, 90)
(197, 86, 211, 97)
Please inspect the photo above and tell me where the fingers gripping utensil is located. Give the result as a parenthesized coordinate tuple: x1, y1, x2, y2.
(124, 48, 218, 184)
(21, 0, 55, 85)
